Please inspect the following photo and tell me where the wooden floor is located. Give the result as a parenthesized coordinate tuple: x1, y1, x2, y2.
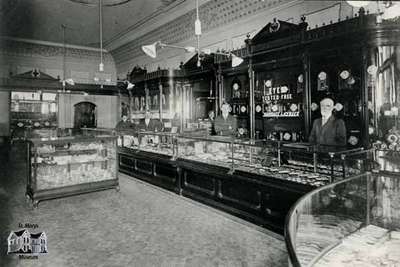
(0, 156, 287, 267)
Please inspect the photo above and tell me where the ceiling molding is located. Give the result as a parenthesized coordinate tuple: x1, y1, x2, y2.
(110, 0, 299, 63)
(104, 0, 187, 49)
(0, 36, 109, 53)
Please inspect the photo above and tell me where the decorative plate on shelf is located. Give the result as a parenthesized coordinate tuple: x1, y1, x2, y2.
(283, 132, 291, 141)
(17, 122, 24, 127)
(340, 70, 350, 80)
(318, 71, 327, 81)
(290, 103, 298, 112)
(271, 104, 278, 112)
(240, 106, 247, 113)
(256, 105, 262, 113)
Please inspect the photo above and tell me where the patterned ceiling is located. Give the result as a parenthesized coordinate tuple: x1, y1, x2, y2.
(0, 0, 181, 48)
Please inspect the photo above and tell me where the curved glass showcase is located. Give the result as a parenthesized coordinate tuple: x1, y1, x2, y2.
(285, 171, 400, 267)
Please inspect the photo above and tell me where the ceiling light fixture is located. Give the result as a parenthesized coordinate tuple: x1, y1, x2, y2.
(61, 24, 75, 92)
(126, 81, 135, 90)
(141, 0, 243, 68)
(210, 51, 244, 68)
(195, 0, 202, 67)
(99, 0, 104, 72)
(141, 41, 196, 58)
(346, 1, 371, 7)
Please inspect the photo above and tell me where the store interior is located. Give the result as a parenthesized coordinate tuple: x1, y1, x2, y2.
(1, 0, 400, 266)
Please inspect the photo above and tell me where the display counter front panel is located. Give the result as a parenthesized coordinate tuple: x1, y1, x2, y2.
(118, 148, 179, 193)
(177, 158, 312, 234)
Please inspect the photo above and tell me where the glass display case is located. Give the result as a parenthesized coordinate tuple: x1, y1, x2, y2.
(11, 91, 58, 140)
(176, 135, 372, 187)
(27, 135, 118, 207)
(118, 131, 177, 157)
(117, 130, 180, 193)
(177, 135, 234, 169)
(286, 171, 400, 267)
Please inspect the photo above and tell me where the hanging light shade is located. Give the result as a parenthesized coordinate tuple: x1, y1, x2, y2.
(231, 54, 244, 68)
(185, 46, 196, 53)
(346, 1, 371, 7)
(127, 81, 135, 90)
(65, 78, 75, 86)
(142, 42, 158, 58)
(142, 41, 196, 58)
(382, 3, 400, 20)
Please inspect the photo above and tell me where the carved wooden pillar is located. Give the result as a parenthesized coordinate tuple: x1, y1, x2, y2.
(361, 46, 369, 148)
(302, 52, 312, 139)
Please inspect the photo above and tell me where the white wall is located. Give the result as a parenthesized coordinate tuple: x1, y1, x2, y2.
(58, 93, 119, 129)
(0, 38, 117, 85)
(0, 91, 10, 136)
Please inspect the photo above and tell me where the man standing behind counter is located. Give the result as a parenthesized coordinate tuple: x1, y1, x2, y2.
(115, 115, 133, 133)
(215, 103, 237, 136)
(138, 111, 163, 132)
(309, 97, 346, 147)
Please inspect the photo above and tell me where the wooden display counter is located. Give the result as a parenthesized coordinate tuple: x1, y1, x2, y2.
(118, 146, 179, 194)
(177, 158, 313, 234)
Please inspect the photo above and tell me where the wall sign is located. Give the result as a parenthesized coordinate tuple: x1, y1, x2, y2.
(262, 83, 292, 102)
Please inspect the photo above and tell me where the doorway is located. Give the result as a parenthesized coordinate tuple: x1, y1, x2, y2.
(74, 102, 97, 128)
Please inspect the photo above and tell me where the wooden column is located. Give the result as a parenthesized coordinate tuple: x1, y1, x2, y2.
(159, 80, 163, 122)
(247, 38, 255, 140)
(361, 46, 369, 148)
(302, 52, 312, 139)
(217, 64, 223, 114)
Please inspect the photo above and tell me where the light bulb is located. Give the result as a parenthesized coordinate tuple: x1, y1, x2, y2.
(99, 62, 104, 72)
(195, 19, 202, 36)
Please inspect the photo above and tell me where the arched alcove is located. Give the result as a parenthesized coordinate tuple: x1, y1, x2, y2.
(73, 102, 97, 128)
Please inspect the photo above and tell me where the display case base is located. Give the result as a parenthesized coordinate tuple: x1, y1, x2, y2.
(26, 179, 119, 208)
(177, 159, 312, 234)
(118, 148, 179, 194)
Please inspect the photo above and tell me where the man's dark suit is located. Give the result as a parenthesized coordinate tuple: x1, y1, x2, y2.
(309, 115, 346, 147)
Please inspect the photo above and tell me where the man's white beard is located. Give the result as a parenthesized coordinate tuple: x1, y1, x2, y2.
(321, 111, 332, 118)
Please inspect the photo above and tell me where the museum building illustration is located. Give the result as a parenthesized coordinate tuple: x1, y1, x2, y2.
(7, 229, 48, 254)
